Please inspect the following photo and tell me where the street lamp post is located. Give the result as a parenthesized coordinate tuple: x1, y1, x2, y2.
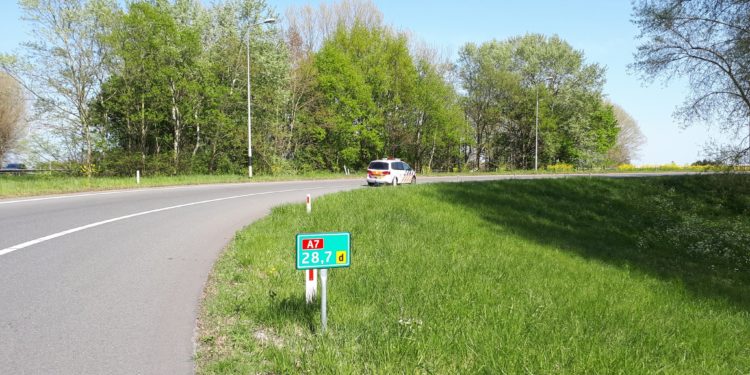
(535, 88, 539, 172)
(247, 18, 276, 178)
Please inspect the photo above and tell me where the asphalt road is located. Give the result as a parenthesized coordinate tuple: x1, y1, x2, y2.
(0, 172, 704, 374)
(0, 179, 372, 374)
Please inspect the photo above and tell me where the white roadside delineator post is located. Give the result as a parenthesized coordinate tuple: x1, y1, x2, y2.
(305, 194, 317, 304)
(305, 268, 317, 303)
(136, 170, 141, 185)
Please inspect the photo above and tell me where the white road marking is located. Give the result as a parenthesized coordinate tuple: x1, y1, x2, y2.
(0, 186, 329, 257)
(0, 178, 363, 206)
(0, 184, 232, 205)
(0, 189, 135, 205)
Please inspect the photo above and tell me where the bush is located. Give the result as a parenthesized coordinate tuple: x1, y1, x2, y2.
(636, 177, 750, 271)
(616, 163, 636, 171)
(546, 163, 575, 172)
(96, 150, 141, 176)
(266, 155, 297, 176)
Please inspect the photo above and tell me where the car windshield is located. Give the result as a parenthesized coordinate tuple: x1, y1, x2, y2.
(368, 162, 389, 170)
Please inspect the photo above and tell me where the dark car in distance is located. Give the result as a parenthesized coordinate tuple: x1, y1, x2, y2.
(4, 163, 27, 170)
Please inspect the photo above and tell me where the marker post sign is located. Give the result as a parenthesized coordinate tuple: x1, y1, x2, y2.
(296, 232, 351, 332)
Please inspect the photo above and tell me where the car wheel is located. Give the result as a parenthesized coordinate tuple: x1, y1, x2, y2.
(411, 176, 416, 184)
(391, 177, 398, 187)
(368, 182, 375, 187)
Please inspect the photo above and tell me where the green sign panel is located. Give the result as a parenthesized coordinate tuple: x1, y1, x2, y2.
(296, 232, 351, 270)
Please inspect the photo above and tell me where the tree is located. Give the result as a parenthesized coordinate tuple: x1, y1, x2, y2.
(7, 0, 117, 175)
(284, 18, 468, 172)
(607, 103, 646, 164)
(284, 0, 383, 55)
(89, 0, 288, 175)
(458, 42, 521, 170)
(0, 73, 26, 163)
(406, 58, 467, 172)
(632, 0, 750, 163)
(458, 34, 616, 170)
(284, 0, 385, 171)
(96, 0, 201, 174)
(312, 26, 381, 169)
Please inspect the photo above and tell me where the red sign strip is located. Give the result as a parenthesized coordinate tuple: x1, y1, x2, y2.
(302, 238, 324, 249)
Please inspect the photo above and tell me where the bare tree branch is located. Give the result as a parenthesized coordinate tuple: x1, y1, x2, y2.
(632, 0, 750, 163)
(0, 72, 27, 163)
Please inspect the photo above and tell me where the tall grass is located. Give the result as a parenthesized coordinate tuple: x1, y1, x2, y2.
(196, 175, 750, 373)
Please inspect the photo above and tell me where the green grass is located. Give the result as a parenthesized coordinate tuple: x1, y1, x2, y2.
(0, 172, 354, 198)
(196, 174, 750, 373)
(2, 163, 743, 199)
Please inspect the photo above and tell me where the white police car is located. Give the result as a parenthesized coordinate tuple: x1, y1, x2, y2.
(366, 158, 416, 186)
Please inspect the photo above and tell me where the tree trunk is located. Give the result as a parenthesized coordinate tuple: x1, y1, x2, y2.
(140, 95, 147, 170)
(84, 119, 92, 178)
(415, 111, 424, 171)
(428, 132, 436, 172)
(192, 111, 200, 158)
(169, 79, 181, 174)
(475, 133, 482, 171)
(126, 117, 132, 152)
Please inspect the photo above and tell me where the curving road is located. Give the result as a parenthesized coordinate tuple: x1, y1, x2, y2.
(0, 172, 701, 374)
(0, 179, 369, 374)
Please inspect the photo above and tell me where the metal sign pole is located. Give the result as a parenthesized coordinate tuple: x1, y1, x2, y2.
(320, 268, 328, 333)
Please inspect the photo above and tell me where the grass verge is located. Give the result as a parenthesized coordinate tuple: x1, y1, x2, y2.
(196, 174, 750, 373)
(0, 172, 354, 198)
(2, 163, 744, 199)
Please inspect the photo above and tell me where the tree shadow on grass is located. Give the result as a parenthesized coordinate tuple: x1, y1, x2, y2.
(269, 294, 319, 333)
(429, 176, 750, 312)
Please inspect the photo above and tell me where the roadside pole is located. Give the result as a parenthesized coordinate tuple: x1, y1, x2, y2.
(320, 268, 328, 332)
(136, 170, 140, 185)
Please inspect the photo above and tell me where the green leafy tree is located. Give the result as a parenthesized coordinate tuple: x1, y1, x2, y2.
(408, 59, 468, 172)
(96, 0, 201, 173)
(313, 30, 380, 169)
(91, 0, 287, 175)
(300, 22, 467, 171)
(458, 34, 617, 169)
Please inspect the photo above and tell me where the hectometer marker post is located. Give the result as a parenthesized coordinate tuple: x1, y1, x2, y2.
(295, 232, 351, 333)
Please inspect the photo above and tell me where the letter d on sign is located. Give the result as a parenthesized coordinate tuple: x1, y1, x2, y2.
(336, 251, 347, 264)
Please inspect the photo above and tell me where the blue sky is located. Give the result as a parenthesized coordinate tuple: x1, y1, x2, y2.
(0, 0, 727, 165)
